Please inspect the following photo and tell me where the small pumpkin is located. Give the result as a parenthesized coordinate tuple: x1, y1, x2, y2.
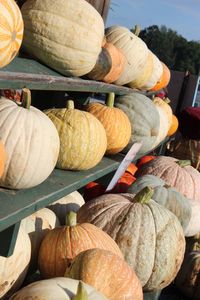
(136, 155, 156, 168)
(38, 212, 123, 278)
(136, 156, 200, 201)
(0, 142, 6, 178)
(167, 114, 179, 136)
(0, 0, 24, 68)
(153, 97, 173, 129)
(65, 248, 143, 300)
(85, 93, 131, 154)
(150, 62, 171, 91)
(45, 100, 107, 170)
(87, 42, 126, 83)
(77, 187, 185, 291)
(0, 89, 60, 189)
(10, 278, 109, 300)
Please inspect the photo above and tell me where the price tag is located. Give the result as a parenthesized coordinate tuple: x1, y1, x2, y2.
(105, 142, 142, 192)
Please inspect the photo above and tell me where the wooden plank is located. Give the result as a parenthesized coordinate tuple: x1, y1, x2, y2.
(0, 222, 20, 257)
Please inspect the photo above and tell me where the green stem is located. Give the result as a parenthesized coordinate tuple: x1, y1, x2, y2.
(66, 211, 77, 226)
(133, 25, 141, 37)
(134, 186, 154, 204)
(163, 97, 171, 104)
(72, 282, 88, 300)
(21, 88, 31, 109)
(106, 93, 115, 107)
(66, 100, 75, 109)
(176, 160, 191, 167)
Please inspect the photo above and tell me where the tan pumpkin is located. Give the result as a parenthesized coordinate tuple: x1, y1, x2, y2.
(150, 62, 171, 91)
(105, 26, 149, 85)
(21, 0, 104, 77)
(0, 226, 31, 299)
(48, 191, 85, 225)
(10, 278, 109, 300)
(65, 248, 143, 300)
(0, 89, 60, 189)
(77, 187, 186, 291)
(21, 208, 60, 273)
(85, 93, 131, 154)
(45, 100, 107, 170)
(38, 212, 123, 278)
(0, 0, 24, 68)
(137, 156, 200, 201)
(0, 142, 6, 178)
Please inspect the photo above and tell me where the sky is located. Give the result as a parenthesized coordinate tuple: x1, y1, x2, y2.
(106, 0, 200, 42)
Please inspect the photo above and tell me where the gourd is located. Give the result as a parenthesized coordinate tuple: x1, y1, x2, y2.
(65, 248, 143, 300)
(9, 278, 109, 300)
(136, 156, 200, 201)
(85, 93, 131, 154)
(38, 212, 123, 278)
(167, 114, 179, 136)
(77, 187, 186, 291)
(0, 142, 6, 177)
(0, 89, 60, 189)
(115, 92, 160, 154)
(150, 62, 171, 91)
(0, 0, 24, 68)
(48, 191, 85, 225)
(0, 226, 31, 299)
(21, 0, 104, 77)
(45, 100, 107, 170)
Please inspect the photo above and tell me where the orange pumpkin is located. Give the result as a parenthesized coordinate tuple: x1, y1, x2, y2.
(137, 156, 156, 168)
(38, 212, 123, 278)
(167, 114, 179, 136)
(0, 142, 6, 177)
(0, 0, 24, 68)
(150, 62, 171, 91)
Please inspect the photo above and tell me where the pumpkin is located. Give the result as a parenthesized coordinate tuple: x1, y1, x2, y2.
(184, 199, 200, 237)
(167, 114, 179, 136)
(10, 278, 109, 300)
(85, 93, 131, 154)
(65, 248, 143, 300)
(128, 174, 192, 232)
(105, 26, 149, 85)
(178, 106, 200, 140)
(45, 100, 107, 170)
(21, 208, 60, 273)
(0, 142, 6, 177)
(48, 191, 85, 225)
(21, 0, 104, 77)
(0, 89, 60, 189)
(150, 62, 171, 91)
(153, 97, 173, 129)
(176, 233, 200, 300)
(87, 42, 126, 83)
(0, 0, 24, 68)
(38, 211, 123, 278)
(0, 226, 31, 299)
(77, 187, 186, 291)
(136, 156, 200, 201)
(115, 92, 160, 154)
(136, 155, 156, 168)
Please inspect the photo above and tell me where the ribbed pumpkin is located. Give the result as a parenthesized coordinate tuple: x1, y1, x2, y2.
(21, 0, 104, 77)
(10, 278, 109, 300)
(0, 89, 60, 189)
(38, 212, 123, 278)
(0, 0, 24, 68)
(105, 26, 149, 85)
(167, 114, 179, 136)
(48, 191, 85, 225)
(21, 208, 60, 273)
(77, 188, 186, 291)
(0, 226, 31, 299)
(85, 93, 131, 154)
(65, 248, 143, 300)
(150, 62, 171, 91)
(136, 156, 200, 201)
(0, 142, 6, 177)
(45, 100, 107, 170)
(115, 92, 160, 154)
(184, 199, 200, 237)
(87, 42, 126, 83)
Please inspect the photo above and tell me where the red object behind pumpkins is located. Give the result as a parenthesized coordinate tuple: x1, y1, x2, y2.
(178, 107, 200, 140)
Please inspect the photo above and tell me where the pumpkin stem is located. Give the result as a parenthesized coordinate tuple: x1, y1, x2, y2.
(21, 88, 31, 109)
(163, 97, 171, 104)
(66, 100, 75, 109)
(66, 211, 77, 226)
(134, 186, 154, 204)
(72, 282, 88, 300)
(176, 160, 191, 167)
(106, 93, 115, 108)
(133, 25, 141, 37)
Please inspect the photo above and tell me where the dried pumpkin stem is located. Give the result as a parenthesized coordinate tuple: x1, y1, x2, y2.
(21, 88, 31, 109)
(66, 100, 75, 109)
(72, 282, 88, 300)
(66, 211, 77, 226)
(106, 92, 115, 108)
(176, 160, 191, 167)
(163, 97, 171, 104)
(133, 25, 141, 37)
(134, 186, 154, 204)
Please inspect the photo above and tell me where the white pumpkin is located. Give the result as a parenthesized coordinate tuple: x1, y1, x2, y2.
(141, 53, 163, 90)
(185, 199, 200, 237)
(153, 101, 170, 146)
(48, 191, 85, 225)
(0, 89, 60, 189)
